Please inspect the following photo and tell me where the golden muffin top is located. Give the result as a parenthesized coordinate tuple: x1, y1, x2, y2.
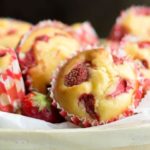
(52, 48, 141, 126)
(0, 18, 32, 49)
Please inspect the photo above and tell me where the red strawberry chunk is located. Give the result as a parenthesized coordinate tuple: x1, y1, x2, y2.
(108, 79, 132, 98)
(0, 51, 6, 57)
(35, 35, 50, 42)
(141, 60, 149, 69)
(64, 63, 89, 87)
(112, 55, 124, 65)
(79, 93, 99, 120)
(138, 41, 150, 49)
(20, 49, 35, 69)
(7, 29, 17, 35)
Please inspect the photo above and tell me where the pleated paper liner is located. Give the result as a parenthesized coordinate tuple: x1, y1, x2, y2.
(0, 47, 25, 113)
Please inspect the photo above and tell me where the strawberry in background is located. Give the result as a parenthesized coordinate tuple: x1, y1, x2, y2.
(21, 91, 64, 123)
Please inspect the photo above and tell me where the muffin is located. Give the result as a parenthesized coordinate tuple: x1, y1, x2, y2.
(71, 22, 99, 47)
(0, 18, 32, 49)
(17, 20, 82, 94)
(0, 47, 25, 113)
(52, 48, 142, 127)
(120, 36, 150, 92)
(109, 6, 150, 41)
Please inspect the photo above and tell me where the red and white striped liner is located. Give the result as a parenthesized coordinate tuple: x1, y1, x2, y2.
(0, 48, 25, 113)
(72, 22, 99, 47)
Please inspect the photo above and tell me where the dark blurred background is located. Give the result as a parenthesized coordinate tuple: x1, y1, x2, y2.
(0, 0, 150, 37)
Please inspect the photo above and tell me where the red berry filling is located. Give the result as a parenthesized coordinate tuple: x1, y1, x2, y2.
(64, 63, 89, 87)
(35, 35, 50, 42)
(79, 93, 99, 120)
(0, 51, 6, 57)
(138, 41, 150, 49)
(20, 49, 35, 69)
(7, 29, 17, 35)
(20, 35, 50, 70)
(141, 59, 149, 69)
(112, 55, 124, 65)
(107, 79, 132, 98)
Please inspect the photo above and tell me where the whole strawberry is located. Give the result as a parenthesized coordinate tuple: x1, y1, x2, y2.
(21, 91, 64, 123)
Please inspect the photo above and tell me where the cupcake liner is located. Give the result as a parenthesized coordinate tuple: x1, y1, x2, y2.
(71, 21, 99, 47)
(0, 48, 25, 113)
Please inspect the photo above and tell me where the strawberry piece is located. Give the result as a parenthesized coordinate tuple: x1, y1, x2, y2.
(79, 93, 99, 120)
(141, 60, 149, 68)
(112, 55, 124, 65)
(35, 35, 50, 42)
(20, 49, 35, 70)
(138, 41, 150, 49)
(0, 51, 6, 57)
(21, 92, 64, 123)
(64, 63, 89, 87)
(7, 29, 17, 35)
(108, 79, 132, 98)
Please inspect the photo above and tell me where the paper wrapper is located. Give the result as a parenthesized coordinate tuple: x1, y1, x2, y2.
(0, 48, 25, 113)
(72, 22, 99, 47)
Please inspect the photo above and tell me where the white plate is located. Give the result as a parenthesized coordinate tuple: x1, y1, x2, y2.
(1, 124, 150, 150)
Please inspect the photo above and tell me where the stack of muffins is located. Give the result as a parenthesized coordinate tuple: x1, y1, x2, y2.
(0, 6, 150, 127)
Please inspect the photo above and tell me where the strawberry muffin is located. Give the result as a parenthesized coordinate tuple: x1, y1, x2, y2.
(0, 47, 25, 113)
(52, 49, 142, 127)
(0, 18, 31, 49)
(17, 20, 82, 94)
(119, 36, 150, 92)
(109, 6, 150, 41)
